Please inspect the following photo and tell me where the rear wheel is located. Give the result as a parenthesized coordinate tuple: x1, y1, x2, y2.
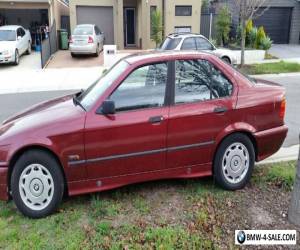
(26, 42, 31, 55)
(11, 150, 64, 218)
(71, 52, 76, 58)
(221, 56, 231, 64)
(214, 133, 255, 190)
(94, 45, 100, 57)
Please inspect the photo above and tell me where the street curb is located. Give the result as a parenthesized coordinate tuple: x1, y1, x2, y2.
(251, 72, 300, 78)
(258, 144, 299, 165)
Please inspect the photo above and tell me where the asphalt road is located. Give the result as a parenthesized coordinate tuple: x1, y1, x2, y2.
(0, 74, 298, 147)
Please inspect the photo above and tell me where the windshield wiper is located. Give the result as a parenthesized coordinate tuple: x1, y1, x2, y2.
(73, 93, 86, 111)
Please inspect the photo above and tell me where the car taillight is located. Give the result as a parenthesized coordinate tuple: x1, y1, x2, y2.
(88, 36, 94, 43)
(279, 97, 286, 121)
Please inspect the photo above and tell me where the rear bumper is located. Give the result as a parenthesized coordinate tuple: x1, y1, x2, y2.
(69, 44, 96, 54)
(254, 125, 288, 162)
(0, 165, 9, 201)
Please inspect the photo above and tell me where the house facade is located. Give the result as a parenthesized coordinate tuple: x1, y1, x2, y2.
(213, 0, 300, 44)
(70, 0, 202, 49)
(0, 0, 70, 32)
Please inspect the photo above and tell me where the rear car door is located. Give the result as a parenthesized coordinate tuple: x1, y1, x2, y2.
(84, 62, 170, 180)
(166, 58, 237, 171)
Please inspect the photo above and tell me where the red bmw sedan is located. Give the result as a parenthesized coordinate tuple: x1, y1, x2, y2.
(0, 51, 287, 218)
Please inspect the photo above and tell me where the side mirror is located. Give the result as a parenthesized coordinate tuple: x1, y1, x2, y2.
(97, 100, 115, 115)
(17, 36, 22, 41)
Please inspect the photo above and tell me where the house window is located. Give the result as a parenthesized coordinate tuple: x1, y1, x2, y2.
(175, 6, 192, 16)
(175, 26, 191, 33)
(150, 6, 157, 37)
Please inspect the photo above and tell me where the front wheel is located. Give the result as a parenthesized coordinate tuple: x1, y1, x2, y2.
(221, 57, 231, 65)
(214, 133, 255, 190)
(13, 50, 19, 65)
(26, 42, 32, 55)
(11, 150, 64, 218)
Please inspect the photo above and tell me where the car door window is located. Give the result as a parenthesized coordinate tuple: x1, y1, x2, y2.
(181, 38, 196, 50)
(195, 37, 213, 50)
(110, 63, 168, 112)
(174, 59, 233, 104)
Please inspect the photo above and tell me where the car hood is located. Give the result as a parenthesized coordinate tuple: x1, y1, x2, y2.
(0, 41, 16, 51)
(0, 94, 85, 143)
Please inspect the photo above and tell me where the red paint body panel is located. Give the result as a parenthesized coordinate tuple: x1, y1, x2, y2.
(0, 51, 288, 200)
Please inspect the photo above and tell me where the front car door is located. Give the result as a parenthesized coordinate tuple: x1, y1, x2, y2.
(166, 58, 237, 174)
(195, 37, 215, 52)
(84, 62, 170, 181)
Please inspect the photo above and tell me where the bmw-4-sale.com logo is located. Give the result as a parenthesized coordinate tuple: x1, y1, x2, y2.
(237, 231, 246, 244)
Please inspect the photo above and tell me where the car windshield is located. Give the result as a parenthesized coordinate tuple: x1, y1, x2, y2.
(79, 60, 130, 110)
(73, 26, 93, 35)
(0, 30, 16, 41)
(160, 37, 181, 50)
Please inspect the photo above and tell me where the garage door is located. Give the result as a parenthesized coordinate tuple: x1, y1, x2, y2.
(254, 7, 292, 44)
(76, 6, 114, 44)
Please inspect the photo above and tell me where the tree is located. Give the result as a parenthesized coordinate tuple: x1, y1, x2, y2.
(288, 137, 300, 226)
(151, 10, 163, 48)
(232, 0, 269, 66)
(215, 6, 231, 46)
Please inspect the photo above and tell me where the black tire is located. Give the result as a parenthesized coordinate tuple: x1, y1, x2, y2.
(11, 150, 64, 218)
(13, 50, 19, 65)
(213, 133, 255, 190)
(94, 45, 100, 57)
(26, 42, 31, 55)
(71, 52, 76, 58)
(221, 57, 231, 65)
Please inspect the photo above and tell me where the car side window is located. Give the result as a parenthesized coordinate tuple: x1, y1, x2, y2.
(174, 59, 233, 104)
(181, 38, 196, 50)
(195, 37, 213, 50)
(95, 26, 101, 35)
(109, 63, 168, 112)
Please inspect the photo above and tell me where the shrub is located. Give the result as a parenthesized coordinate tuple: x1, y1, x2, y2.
(215, 6, 231, 46)
(248, 27, 257, 48)
(245, 20, 253, 46)
(261, 36, 273, 51)
(256, 26, 266, 49)
(236, 25, 242, 44)
(151, 10, 163, 48)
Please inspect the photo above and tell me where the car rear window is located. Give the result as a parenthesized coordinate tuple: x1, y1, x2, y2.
(73, 26, 93, 35)
(0, 30, 16, 41)
(160, 37, 181, 50)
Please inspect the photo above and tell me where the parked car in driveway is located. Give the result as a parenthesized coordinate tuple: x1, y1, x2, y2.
(0, 51, 287, 218)
(0, 25, 32, 65)
(69, 24, 104, 57)
(160, 33, 237, 65)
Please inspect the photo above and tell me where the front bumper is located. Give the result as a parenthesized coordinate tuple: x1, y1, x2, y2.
(255, 125, 288, 161)
(0, 163, 9, 201)
(0, 54, 14, 64)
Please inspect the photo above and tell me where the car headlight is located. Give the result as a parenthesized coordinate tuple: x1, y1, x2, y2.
(1, 50, 10, 56)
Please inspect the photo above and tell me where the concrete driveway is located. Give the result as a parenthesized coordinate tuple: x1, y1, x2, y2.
(0, 51, 41, 72)
(269, 44, 300, 59)
(46, 50, 104, 68)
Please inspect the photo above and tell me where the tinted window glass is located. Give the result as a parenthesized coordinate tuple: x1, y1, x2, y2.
(195, 37, 213, 50)
(0, 30, 16, 41)
(74, 26, 93, 35)
(160, 37, 181, 50)
(181, 38, 196, 50)
(175, 6, 192, 16)
(110, 63, 167, 112)
(175, 59, 233, 104)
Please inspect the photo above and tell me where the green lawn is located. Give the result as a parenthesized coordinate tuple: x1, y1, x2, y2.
(240, 61, 300, 75)
(0, 161, 297, 249)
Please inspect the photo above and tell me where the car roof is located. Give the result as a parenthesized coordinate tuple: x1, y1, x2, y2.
(0, 25, 22, 31)
(124, 50, 211, 64)
(167, 33, 206, 39)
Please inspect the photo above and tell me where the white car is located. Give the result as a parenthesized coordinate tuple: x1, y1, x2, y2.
(0, 25, 32, 65)
(69, 24, 105, 57)
(160, 33, 237, 65)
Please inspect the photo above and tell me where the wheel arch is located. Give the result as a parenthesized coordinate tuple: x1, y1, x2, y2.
(212, 130, 258, 175)
(7, 145, 68, 196)
(221, 56, 231, 64)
